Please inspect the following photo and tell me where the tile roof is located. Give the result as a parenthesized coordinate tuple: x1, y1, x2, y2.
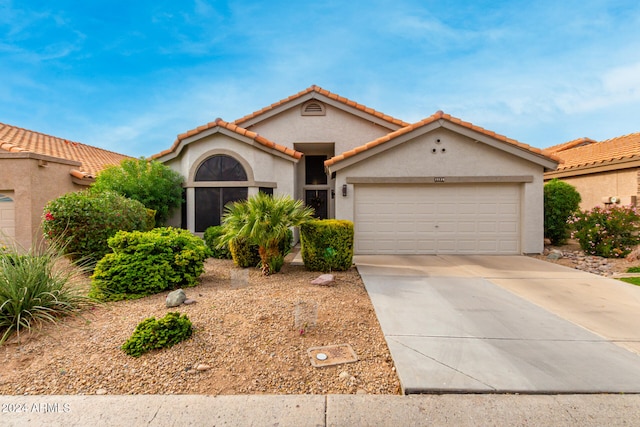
(233, 85, 410, 128)
(548, 132, 640, 172)
(325, 110, 559, 168)
(0, 122, 131, 178)
(543, 137, 597, 155)
(150, 118, 303, 161)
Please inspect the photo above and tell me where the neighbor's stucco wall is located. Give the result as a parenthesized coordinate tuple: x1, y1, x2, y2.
(546, 169, 639, 210)
(244, 104, 396, 154)
(0, 154, 83, 249)
(161, 132, 297, 232)
(333, 128, 546, 254)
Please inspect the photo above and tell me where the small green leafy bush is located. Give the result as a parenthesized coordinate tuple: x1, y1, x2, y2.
(0, 240, 95, 345)
(121, 312, 192, 357)
(42, 190, 153, 265)
(90, 227, 208, 301)
(300, 220, 354, 272)
(203, 226, 232, 259)
(570, 204, 640, 258)
(627, 266, 640, 273)
(544, 179, 582, 245)
(228, 237, 260, 268)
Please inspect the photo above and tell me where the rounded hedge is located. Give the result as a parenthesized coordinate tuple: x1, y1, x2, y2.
(42, 190, 153, 265)
(544, 179, 582, 245)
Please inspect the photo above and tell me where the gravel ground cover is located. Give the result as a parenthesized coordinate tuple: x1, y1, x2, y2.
(0, 257, 401, 396)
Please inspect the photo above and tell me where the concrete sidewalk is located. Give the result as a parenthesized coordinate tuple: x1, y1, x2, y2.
(2, 394, 640, 426)
(356, 255, 640, 394)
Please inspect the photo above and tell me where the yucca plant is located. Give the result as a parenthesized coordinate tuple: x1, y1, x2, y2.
(0, 240, 96, 345)
(219, 193, 314, 275)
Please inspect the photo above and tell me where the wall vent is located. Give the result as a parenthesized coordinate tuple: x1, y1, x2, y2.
(301, 101, 326, 116)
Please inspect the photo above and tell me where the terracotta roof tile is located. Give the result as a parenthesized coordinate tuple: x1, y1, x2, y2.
(233, 85, 410, 128)
(551, 132, 640, 171)
(325, 110, 559, 168)
(150, 118, 303, 161)
(0, 122, 132, 178)
(543, 137, 597, 155)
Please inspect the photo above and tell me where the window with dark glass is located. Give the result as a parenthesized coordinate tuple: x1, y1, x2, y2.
(305, 155, 327, 185)
(194, 155, 248, 232)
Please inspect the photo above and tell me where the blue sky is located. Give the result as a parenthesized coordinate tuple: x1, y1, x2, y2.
(1, 0, 639, 157)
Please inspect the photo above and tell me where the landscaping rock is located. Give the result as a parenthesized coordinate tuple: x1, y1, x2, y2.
(166, 289, 186, 307)
(183, 299, 197, 305)
(547, 251, 562, 260)
(311, 274, 335, 286)
(195, 363, 211, 371)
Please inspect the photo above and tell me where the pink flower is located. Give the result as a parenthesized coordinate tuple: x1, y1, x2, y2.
(45, 212, 55, 221)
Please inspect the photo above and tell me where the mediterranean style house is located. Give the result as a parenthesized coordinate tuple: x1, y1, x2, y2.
(153, 85, 558, 255)
(0, 122, 131, 249)
(544, 132, 640, 210)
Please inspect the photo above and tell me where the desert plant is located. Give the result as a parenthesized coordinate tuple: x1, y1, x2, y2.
(42, 190, 152, 265)
(0, 240, 95, 345)
(203, 226, 232, 259)
(219, 193, 314, 275)
(570, 204, 640, 257)
(544, 179, 582, 245)
(92, 157, 184, 226)
(121, 312, 193, 357)
(90, 227, 208, 301)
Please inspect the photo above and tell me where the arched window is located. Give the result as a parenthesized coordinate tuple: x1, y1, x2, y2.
(194, 155, 248, 232)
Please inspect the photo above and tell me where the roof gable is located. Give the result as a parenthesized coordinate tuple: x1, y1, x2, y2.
(325, 111, 559, 172)
(547, 132, 640, 174)
(150, 118, 302, 162)
(0, 122, 131, 179)
(233, 85, 410, 131)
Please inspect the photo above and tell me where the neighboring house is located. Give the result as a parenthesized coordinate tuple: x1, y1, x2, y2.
(152, 85, 558, 255)
(544, 132, 640, 210)
(0, 122, 131, 249)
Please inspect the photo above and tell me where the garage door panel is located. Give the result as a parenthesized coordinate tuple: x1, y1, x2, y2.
(355, 184, 520, 254)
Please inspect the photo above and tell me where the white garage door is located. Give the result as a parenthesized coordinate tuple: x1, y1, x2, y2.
(0, 192, 16, 245)
(354, 184, 520, 254)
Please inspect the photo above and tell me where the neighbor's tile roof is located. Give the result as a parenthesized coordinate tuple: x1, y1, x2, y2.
(0, 122, 131, 178)
(151, 118, 303, 160)
(325, 110, 559, 168)
(549, 132, 640, 172)
(543, 137, 597, 155)
(233, 85, 410, 128)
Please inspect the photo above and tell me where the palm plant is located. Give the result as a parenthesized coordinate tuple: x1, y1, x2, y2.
(220, 193, 314, 275)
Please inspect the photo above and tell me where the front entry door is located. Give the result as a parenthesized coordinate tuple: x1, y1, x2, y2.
(305, 189, 328, 219)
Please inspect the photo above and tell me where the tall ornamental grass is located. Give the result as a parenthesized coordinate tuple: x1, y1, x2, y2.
(0, 241, 95, 345)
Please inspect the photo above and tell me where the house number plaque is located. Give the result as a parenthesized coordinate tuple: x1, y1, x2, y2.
(434, 177, 445, 183)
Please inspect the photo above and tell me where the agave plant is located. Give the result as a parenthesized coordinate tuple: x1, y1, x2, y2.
(220, 193, 314, 275)
(0, 239, 96, 345)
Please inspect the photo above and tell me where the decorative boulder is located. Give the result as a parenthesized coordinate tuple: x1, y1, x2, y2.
(166, 289, 187, 307)
(311, 274, 335, 286)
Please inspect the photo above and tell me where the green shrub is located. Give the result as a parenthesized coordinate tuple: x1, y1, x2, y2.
(570, 205, 640, 258)
(42, 190, 152, 265)
(203, 226, 232, 259)
(228, 237, 260, 268)
(92, 158, 184, 226)
(121, 312, 192, 357)
(0, 240, 95, 345)
(300, 220, 354, 272)
(627, 266, 640, 273)
(90, 227, 208, 301)
(544, 179, 582, 245)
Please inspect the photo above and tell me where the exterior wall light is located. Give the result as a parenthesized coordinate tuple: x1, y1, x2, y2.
(342, 184, 348, 197)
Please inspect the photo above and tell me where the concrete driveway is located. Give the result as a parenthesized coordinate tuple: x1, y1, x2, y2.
(355, 255, 640, 394)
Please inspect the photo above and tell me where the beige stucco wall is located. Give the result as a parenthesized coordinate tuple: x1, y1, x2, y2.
(547, 169, 638, 210)
(0, 154, 84, 249)
(244, 104, 397, 155)
(161, 132, 297, 232)
(332, 128, 546, 254)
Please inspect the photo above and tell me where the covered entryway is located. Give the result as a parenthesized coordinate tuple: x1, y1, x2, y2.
(354, 183, 520, 254)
